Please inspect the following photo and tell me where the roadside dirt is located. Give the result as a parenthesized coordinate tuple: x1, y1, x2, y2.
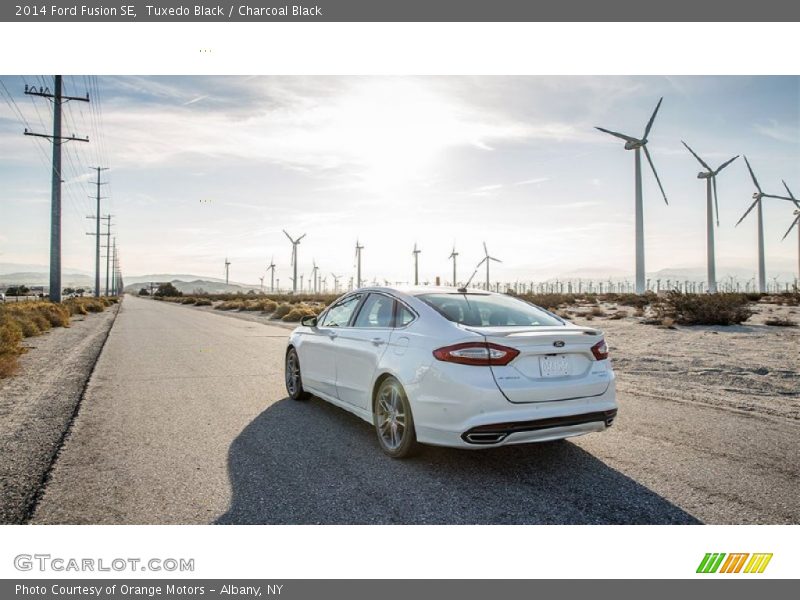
(0, 306, 118, 523)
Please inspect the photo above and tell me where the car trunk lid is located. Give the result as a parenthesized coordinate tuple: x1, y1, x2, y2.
(463, 325, 612, 403)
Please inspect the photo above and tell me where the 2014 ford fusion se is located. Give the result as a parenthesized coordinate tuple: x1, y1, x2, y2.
(285, 287, 617, 458)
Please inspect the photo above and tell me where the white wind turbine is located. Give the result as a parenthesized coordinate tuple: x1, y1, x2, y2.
(448, 245, 459, 286)
(412, 243, 421, 285)
(736, 157, 795, 293)
(266, 256, 276, 292)
(779, 181, 800, 285)
(283, 230, 306, 294)
(330, 273, 342, 294)
(477, 242, 501, 290)
(311, 259, 320, 294)
(596, 97, 669, 294)
(354, 239, 364, 288)
(681, 141, 739, 293)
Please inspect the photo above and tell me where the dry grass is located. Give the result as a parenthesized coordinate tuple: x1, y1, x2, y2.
(0, 298, 115, 378)
(652, 292, 752, 326)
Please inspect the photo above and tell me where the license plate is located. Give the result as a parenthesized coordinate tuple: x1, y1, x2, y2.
(540, 354, 570, 377)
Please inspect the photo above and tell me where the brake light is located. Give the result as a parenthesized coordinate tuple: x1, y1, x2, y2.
(591, 339, 609, 360)
(433, 342, 520, 366)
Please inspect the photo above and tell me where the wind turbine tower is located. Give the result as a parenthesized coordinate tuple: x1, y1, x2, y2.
(477, 242, 501, 290)
(449, 245, 459, 286)
(412, 243, 421, 285)
(354, 239, 364, 288)
(267, 256, 276, 292)
(224, 258, 230, 285)
(283, 230, 306, 293)
(596, 97, 669, 294)
(311, 259, 320, 294)
(736, 158, 794, 293)
(682, 141, 739, 293)
(780, 180, 800, 285)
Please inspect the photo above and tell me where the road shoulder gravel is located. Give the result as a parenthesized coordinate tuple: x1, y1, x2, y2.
(0, 304, 118, 523)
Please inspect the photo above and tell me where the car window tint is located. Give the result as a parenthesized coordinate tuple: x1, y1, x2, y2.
(418, 293, 563, 327)
(396, 304, 415, 327)
(319, 294, 362, 327)
(354, 294, 395, 328)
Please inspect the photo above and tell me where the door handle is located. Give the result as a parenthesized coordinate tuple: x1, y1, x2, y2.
(327, 331, 338, 339)
(372, 338, 386, 346)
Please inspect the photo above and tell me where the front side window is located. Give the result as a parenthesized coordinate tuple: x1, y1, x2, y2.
(319, 294, 362, 327)
(353, 294, 395, 328)
(418, 293, 563, 327)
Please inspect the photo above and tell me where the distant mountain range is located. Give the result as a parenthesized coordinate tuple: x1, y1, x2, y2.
(123, 278, 258, 295)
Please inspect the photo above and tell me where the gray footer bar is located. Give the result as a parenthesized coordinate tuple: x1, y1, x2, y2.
(3, 580, 796, 600)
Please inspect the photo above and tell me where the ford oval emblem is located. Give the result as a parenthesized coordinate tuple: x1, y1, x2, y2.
(553, 340, 565, 348)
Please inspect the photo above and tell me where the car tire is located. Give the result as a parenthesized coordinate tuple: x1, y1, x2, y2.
(374, 377, 419, 459)
(285, 347, 310, 401)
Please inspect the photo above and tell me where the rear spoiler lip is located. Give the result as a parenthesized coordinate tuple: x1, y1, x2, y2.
(460, 325, 602, 337)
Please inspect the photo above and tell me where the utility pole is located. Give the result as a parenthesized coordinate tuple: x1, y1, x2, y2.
(111, 238, 117, 295)
(24, 76, 90, 303)
(85, 167, 108, 297)
(102, 215, 112, 296)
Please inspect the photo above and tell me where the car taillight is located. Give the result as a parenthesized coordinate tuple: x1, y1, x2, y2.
(591, 339, 609, 360)
(433, 342, 520, 366)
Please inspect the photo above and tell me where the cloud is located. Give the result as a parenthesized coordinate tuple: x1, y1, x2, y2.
(753, 119, 800, 144)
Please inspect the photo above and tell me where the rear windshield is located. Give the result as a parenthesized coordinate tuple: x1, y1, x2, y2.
(418, 293, 564, 327)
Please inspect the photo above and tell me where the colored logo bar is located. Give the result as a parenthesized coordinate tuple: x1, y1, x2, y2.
(697, 553, 773, 574)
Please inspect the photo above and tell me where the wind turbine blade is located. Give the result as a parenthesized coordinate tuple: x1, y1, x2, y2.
(782, 216, 800, 241)
(762, 194, 794, 202)
(743, 156, 762, 193)
(297, 233, 306, 243)
(714, 155, 739, 175)
(643, 145, 668, 205)
(712, 176, 720, 227)
(595, 127, 638, 143)
(642, 97, 663, 140)
(735, 198, 760, 227)
(476, 256, 488, 267)
(483, 241, 489, 257)
(681, 140, 711, 171)
(489, 257, 502, 263)
(782, 180, 799, 208)
(282, 229, 293, 243)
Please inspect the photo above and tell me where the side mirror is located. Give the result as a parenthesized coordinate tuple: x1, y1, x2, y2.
(300, 315, 318, 327)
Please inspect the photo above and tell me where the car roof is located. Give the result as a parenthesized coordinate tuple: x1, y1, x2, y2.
(353, 285, 497, 297)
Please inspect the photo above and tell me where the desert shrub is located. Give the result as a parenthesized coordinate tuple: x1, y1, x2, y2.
(154, 282, 182, 297)
(180, 297, 196, 305)
(259, 299, 278, 313)
(764, 317, 797, 327)
(653, 292, 752, 326)
(194, 299, 212, 306)
(272, 303, 292, 319)
(282, 305, 317, 322)
(615, 293, 654, 309)
(519, 294, 577, 310)
(584, 314, 594, 321)
(215, 300, 244, 311)
(589, 306, 606, 317)
(608, 310, 628, 320)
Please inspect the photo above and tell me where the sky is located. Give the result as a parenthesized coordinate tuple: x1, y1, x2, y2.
(0, 75, 798, 288)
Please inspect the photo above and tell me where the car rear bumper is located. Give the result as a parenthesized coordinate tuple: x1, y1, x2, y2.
(410, 362, 617, 448)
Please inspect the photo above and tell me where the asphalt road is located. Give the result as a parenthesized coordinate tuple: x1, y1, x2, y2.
(32, 295, 799, 524)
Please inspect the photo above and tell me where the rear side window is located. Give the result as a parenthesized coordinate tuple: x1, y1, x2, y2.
(354, 294, 395, 328)
(319, 294, 362, 327)
(396, 304, 416, 327)
(418, 293, 563, 327)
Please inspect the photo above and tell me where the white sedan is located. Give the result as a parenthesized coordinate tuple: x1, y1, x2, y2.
(285, 287, 617, 458)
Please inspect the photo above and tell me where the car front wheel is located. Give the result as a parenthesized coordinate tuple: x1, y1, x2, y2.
(285, 348, 310, 401)
(374, 377, 419, 458)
